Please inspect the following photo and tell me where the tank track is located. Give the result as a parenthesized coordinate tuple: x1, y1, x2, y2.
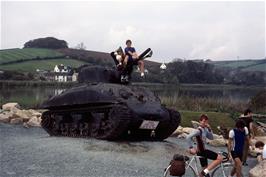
(41, 105, 131, 140)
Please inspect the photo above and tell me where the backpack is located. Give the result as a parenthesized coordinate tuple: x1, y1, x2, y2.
(169, 154, 186, 176)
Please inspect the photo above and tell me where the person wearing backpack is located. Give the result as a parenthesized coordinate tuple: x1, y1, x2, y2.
(187, 114, 223, 177)
(228, 119, 249, 177)
(238, 108, 255, 166)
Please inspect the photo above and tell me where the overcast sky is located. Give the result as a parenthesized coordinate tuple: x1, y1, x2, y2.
(1, 1, 265, 62)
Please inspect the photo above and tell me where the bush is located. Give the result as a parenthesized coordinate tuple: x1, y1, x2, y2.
(249, 90, 266, 113)
(24, 37, 68, 49)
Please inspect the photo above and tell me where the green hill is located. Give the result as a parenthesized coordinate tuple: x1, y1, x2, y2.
(0, 48, 65, 65)
(0, 48, 160, 72)
(0, 58, 87, 72)
(212, 59, 266, 72)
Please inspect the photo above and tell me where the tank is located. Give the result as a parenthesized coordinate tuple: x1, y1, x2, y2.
(40, 49, 181, 141)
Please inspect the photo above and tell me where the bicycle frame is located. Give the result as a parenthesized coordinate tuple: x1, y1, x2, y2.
(185, 155, 201, 175)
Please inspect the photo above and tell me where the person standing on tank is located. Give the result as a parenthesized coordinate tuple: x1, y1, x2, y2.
(124, 39, 145, 77)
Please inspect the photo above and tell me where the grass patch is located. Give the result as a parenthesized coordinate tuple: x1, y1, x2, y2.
(0, 58, 87, 72)
(0, 48, 64, 64)
(161, 95, 248, 113)
(179, 110, 235, 134)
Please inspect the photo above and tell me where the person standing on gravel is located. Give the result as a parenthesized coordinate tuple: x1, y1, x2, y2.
(186, 114, 223, 177)
(238, 108, 255, 166)
(228, 119, 249, 177)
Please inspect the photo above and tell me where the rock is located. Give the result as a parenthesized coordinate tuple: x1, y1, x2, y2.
(182, 127, 196, 134)
(249, 148, 262, 157)
(23, 122, 30, 128)
(207, 138, 227, 147)
(10, 118, 23, 124)
(213, 134, 223, 139)
(171, 126, 183, 136)
(191, 121, 200, 128)
(249, 160, 266, 177)
(13, 109, 31, 122)
(2, 103, 20, 111)
(177, 133, 187, 139)
(28, 109, 42, 117)
(26, 116, 41, 127)
(0, 113, 10, 123)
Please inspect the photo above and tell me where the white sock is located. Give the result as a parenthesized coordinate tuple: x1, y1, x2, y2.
(203, 169, 209, 174)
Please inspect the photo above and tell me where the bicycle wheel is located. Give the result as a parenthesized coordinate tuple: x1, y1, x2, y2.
(211, 163, 243, 177)
(163, 163, 197, 177)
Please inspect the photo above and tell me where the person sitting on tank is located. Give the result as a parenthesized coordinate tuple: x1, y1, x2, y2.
(124, 39, 145, 77)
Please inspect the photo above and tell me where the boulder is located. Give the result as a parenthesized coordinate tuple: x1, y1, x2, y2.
(23, 122, 30, 128)
(2, 103, 20, 111)
(171, 126, 183, 136)
(249, 160, 266, 177)
(13, 109, 31, 122)
(191, 121, 200, 128)
(213, 134, 223, 139)
(10, 118, 23, 124)
(207, 138, 227, 147)
(0, 113, 10, 123)
(177, 133, 187, 139)
(182, 127, 196, 134)
(28, 109, 42, 117)
(26, 116, 41, 127)
(249, 148, 262, 158)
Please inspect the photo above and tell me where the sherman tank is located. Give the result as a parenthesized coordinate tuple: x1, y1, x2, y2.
(40, 48, 181, 141)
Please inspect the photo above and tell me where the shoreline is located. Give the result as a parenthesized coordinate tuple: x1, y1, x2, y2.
(1, 80, 265, 89)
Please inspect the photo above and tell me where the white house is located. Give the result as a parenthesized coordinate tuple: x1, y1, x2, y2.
(54, 64, 72, 82)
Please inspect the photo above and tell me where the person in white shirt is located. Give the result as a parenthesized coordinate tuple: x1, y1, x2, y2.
(255, 141, 266, 161)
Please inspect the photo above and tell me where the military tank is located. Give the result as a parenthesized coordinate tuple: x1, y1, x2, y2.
(40, 49, 181, 141)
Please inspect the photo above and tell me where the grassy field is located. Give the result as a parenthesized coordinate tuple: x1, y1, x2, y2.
(0, 58, 87, 72)
(0, 48, 65, 65)
(180, 110, 235, 133)
(213, 59, 266, 72)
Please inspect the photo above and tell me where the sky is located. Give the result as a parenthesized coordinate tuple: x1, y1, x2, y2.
(1, 1, 265, 62)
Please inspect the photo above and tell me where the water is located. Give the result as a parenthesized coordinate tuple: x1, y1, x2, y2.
(0, 83, 264, 109)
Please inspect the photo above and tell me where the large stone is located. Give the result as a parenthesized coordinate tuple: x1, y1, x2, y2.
(191, 121, 200, 128)
(0, 113, 10, 123)
(28, 109, 42, 117)
(10, 118, 23, 124)
(2, 103, 20, 111)
(13, 109, 31, 121)
(249, 160, 266, 177)
(207, 138, 227, 147)
(249, 148, 262, 158)
(26, 116, 41, 127)
(182, 127, 196, 134)
(171, 126, 183, 136)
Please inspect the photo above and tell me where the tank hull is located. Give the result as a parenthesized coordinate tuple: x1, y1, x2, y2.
(41, 83, 181, 141)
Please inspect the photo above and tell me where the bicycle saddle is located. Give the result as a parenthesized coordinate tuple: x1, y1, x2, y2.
(173, 154, 190, 161)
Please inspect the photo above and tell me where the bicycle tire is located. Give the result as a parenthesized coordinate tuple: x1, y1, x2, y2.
(163, 163, 197, 177)
(211, 163, 243, 177)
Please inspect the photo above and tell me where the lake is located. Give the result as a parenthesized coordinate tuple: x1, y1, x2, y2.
(0, 83, 264, 109)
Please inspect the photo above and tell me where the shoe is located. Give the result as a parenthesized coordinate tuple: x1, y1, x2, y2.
(242, 162, 248, 166)
(140, 72, 145, 77)
(201, 171, 210, 177)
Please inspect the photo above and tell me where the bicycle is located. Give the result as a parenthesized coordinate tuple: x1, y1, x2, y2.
(163, 151, 243, 177)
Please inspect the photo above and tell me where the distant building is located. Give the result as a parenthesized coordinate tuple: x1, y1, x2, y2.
(54, 64, 74, 82)
(160, 63, 167, 70)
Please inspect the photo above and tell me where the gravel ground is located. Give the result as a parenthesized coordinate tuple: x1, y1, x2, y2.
(0, 123, 257, 177)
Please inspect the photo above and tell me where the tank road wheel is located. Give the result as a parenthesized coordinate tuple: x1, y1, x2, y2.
(91, 105, 131, 140)
(154, 109, 181, 140)
(41, 111, 57, 136)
